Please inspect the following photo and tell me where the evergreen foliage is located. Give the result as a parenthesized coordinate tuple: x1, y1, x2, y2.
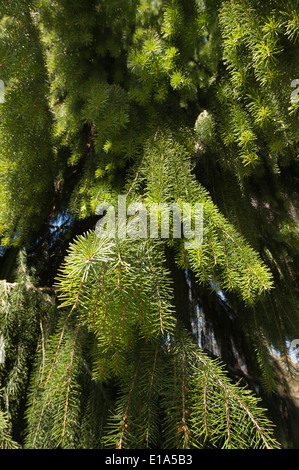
(0, 0, 298, 449)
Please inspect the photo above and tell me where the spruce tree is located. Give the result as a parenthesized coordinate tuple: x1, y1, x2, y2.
(0, 0, 298, 450)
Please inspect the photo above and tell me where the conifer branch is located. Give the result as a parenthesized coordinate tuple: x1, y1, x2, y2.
(145, 342, 158, 445)
(191, 350, 275, 449)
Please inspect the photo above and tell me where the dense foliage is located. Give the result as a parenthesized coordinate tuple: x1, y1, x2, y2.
(0, 0, 298, 449)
